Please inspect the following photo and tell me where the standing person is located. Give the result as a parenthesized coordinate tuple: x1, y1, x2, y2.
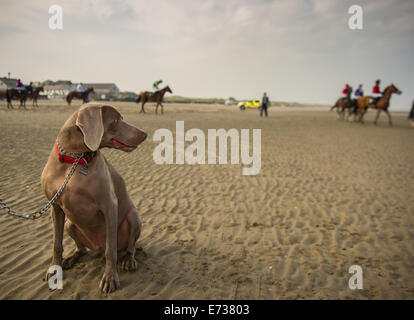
(371, 79, 382, 105)
(261, 92, 269, 117)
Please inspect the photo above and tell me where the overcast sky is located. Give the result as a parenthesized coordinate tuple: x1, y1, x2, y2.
(0, 0, 413, 109)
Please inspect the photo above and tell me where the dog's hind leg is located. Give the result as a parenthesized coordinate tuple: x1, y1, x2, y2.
(120, 208, 141, 272)
(62, 220, 88, 269)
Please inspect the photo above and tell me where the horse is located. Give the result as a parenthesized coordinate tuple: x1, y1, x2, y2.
(330, 86, 357, 120)
(409, 103, 414, 128)
(6, 88, 27, 109)
(30, 86, 44, 107)
(20, 86, 44, 108)
(357, 84, 402, 126)
(66, 88, 94, 105)
(136, 85, 172, 114)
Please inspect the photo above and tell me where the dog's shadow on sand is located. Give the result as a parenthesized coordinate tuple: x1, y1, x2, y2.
(68, 245, 149, 268)
(58, 245, 149, 279)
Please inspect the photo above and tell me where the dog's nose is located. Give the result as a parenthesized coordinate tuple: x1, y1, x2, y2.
(141, 132, 147, 140)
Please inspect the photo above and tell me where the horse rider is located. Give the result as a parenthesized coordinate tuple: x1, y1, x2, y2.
(77, 82, 85, 93)
(151, 79, 163, 97)
(352, 84, 364, 114)
(153, 79, 163, 92)
(16, 79, 26, 92)
(341, 83, 350, 99)
(354, 84, 363, 99)
(27, 81, 35, 95)
(371, 79, 382, 105)
(76, 83, 92, 102)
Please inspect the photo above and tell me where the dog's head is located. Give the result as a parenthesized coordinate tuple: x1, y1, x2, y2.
(76, 103, 147, 152)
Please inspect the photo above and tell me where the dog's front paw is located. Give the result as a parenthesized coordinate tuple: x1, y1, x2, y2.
(99, 270, 120, 293)
(121, 253, 137, 272)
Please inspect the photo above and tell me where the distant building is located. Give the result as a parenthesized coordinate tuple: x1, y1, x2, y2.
(43, 80, 72, 86)
(117, 91, 138, 101)
(83, 83, 120, 100)
(40, 80, 73, 99)
(44, 83, 72, 99)
(0, 81, 7, 91)
(0, 77, 19, 89)
(225, 97, 237, 105)
(31, 81, 43, 87)
(0, 79, 7, 100)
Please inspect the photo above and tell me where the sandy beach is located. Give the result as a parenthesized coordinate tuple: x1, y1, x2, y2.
(0, 100, 413, 300)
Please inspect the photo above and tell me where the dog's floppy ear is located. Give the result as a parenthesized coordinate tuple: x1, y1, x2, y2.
(75, 105, 104, 151)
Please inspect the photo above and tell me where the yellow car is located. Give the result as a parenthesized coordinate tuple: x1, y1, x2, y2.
(238, 99, 262, 110)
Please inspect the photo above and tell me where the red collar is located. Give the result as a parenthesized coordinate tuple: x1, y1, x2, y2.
(54, 139, 96, 165)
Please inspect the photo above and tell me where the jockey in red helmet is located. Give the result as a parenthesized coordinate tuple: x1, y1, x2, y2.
(371, 79, 382, 105)
(342, 83, 349, 96)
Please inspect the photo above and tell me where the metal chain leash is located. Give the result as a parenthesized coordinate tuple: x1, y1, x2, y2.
(0, 154, 84, 220)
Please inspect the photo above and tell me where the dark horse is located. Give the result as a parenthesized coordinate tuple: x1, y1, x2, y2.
(21, 86, 45, 108)
(330, 86, 357, 121)
(6, 88, 27, 109)
(357, 84, 402, 126)
(31, 86, 44, 107)
(136, 86, 172, 114)
(66, 88, 94, 105)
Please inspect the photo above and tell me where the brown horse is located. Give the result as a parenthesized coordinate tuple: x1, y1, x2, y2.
(30, 86, 44, 107)
(136, 86, 172, 114)
(6, 88, 27, 109)
(357, 84, 402, 126)
(21, 86, 44, 108)
(66, 88, 94, 105)
(330, 86, 357, 120)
